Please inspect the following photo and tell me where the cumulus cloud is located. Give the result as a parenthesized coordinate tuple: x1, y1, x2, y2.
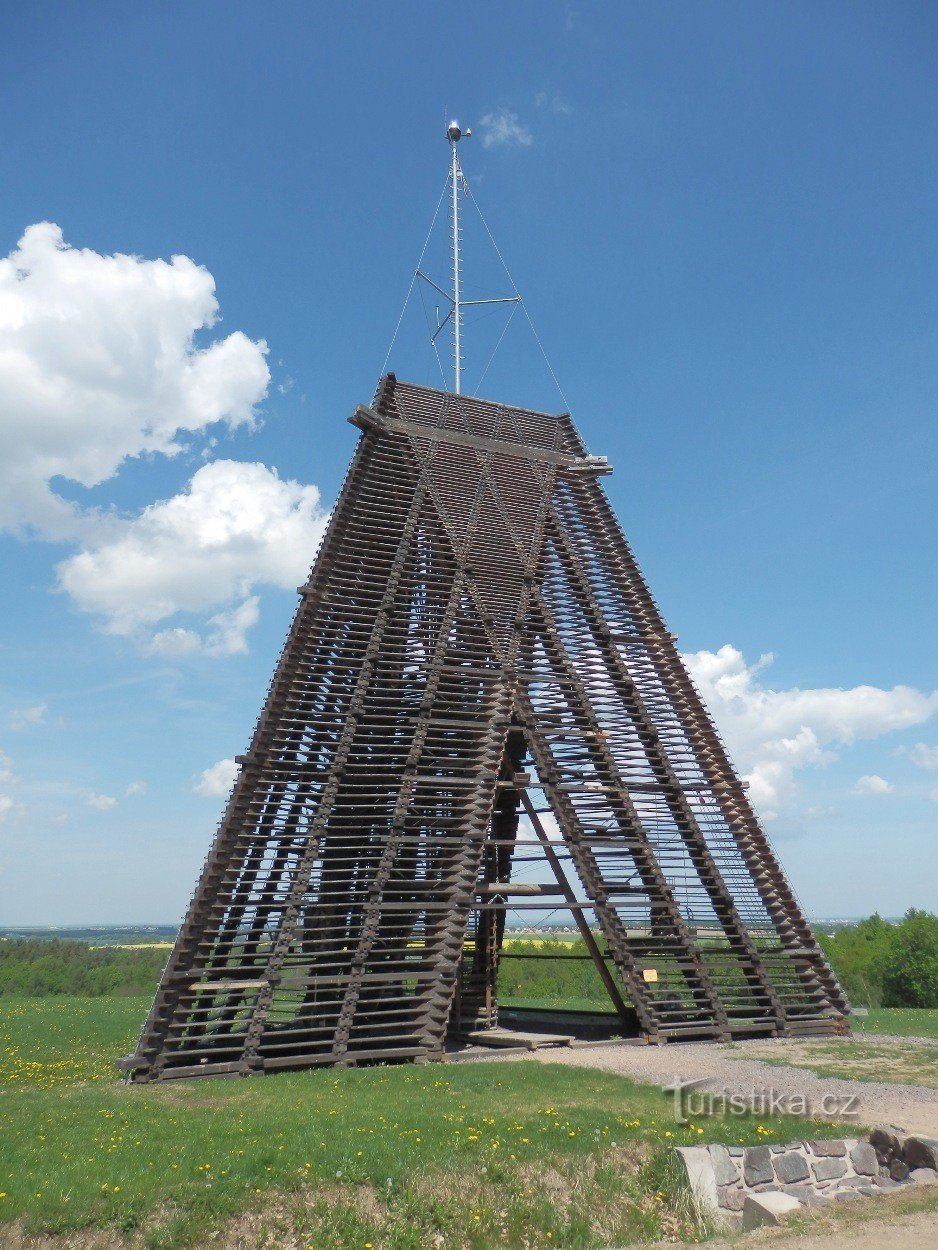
(195, 758, 239, 798)
(57, 460, 326, 653)
(86, 792, 117, 811)
(910, 742, 938, 771)
(479, 109, 533, 149)
(0, 795, 13, 823)
(682, 645, 938, 820)
(931, 786, 938, 804)
(9, 703, 46, 730)
(0, 223, 270, 538)
(0, 223, 329, 658)
(125, 780, 146, 797)
(854, 774, 894, 795)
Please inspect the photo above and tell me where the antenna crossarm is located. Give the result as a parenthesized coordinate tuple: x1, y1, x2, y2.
(461, 297, 523, 307)
(415, 269, 453, 304)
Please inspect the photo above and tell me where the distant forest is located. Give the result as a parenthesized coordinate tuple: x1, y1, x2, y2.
(1, 910, 935, 1008)
(0, 939, 167, 997)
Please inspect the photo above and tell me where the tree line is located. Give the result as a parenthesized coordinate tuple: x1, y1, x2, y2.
(0, 938, 167, 997)
(817, 909, 937, 1009)
(0, 910, 935, 1009)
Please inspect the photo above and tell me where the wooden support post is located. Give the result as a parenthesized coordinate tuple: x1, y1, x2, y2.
(518, 789, 633, 1025)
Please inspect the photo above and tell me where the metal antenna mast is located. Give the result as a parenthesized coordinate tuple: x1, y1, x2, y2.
(447, 121, 465, 393)
(408, 120, 521, 395)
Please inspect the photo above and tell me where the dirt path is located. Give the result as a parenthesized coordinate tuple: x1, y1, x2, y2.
(699, 1195, 938, 1249)
(685, 1205, 938, 1249)
(498, 1035, 938, 1136)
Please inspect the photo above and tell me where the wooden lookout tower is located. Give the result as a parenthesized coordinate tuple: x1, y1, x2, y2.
(122, 126, 848, 1082)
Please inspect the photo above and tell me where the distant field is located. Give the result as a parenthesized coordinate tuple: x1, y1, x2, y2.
(108, 942, 175, 951)
(0, 926, 178, 946)
(0, 994, 860, 1249)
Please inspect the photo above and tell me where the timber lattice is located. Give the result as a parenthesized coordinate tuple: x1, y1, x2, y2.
(123, 377, 849, 1081)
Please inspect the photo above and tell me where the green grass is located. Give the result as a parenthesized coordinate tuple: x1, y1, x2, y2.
(500, 995, 614, 1015)
(0, 996, 859, 1249)
(852, 1008, 938, 1038)
(0, 995, 144, 1089)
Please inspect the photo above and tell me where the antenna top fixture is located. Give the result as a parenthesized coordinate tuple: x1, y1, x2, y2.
(407, 116, 516, 393)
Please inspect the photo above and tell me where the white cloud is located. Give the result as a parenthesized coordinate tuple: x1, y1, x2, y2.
(195, 758, 239, 798)
(57, 460, 326, 653)
(204, 596, 261, 657)
(0, 223, 328, 657)
(930, 786, 938, 804)
(854, 774, 894, 795)
(0, 751, 13, 823)
(910, 742, 938, 771)
(535, 92, 572, 115)
(0, 222, 269, 538)
(86, 792, 117, 811)
(9, 703, 47, 730)
(147, 628, 202, 658)
(125, 780, 146, 797)
(682, 645, 938, 820)
(479, 109, 533, 150)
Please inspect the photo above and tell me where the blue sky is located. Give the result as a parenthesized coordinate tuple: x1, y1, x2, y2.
(0, 2, 935, 924)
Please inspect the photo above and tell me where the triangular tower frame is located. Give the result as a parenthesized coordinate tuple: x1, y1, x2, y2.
(123, 377, 849, 1081)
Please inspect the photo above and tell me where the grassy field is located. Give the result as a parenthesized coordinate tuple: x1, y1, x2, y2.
(1, 932, 934, 1247)
(853, 1008, 938, 1037)
(0, 995, 863, 1249)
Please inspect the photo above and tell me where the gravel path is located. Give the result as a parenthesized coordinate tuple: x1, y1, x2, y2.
(492, 1035, 938, 1137)
(687, 1204, 938, 1250)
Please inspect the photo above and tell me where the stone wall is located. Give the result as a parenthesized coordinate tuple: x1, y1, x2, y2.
(677, 1129, 938, 1230)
